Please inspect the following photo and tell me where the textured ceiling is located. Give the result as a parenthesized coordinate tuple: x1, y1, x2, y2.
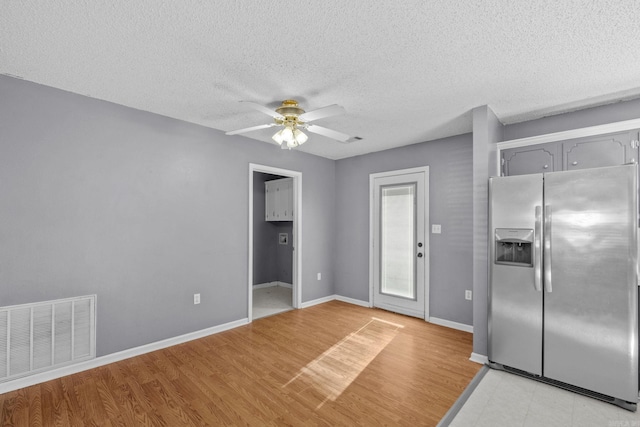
(2, 1, 640, 159)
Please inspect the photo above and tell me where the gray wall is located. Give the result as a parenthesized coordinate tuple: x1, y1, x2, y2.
(502, 98, 640, 141)
(0, 75, 335, 356)
(252, 172, 276, 285)
(334, 134, 474, 326)
(252, 173, 293, 285)
(274, 222, 293, 284)
(471, 106, 502, 357)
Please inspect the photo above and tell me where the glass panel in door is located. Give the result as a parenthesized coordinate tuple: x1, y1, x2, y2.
(380, 184, 416, 299)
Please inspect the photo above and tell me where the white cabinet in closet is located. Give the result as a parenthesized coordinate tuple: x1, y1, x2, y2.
(265, 178, 293, 221)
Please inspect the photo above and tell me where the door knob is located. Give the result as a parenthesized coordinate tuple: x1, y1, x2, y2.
(417, 253, 423, 258)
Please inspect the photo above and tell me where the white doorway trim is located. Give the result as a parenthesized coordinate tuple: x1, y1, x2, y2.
(248, 163, 302, 322)
(369, 166, 430, 320)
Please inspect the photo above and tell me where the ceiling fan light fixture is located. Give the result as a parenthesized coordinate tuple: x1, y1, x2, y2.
(272, 129, 285, 145)
(281, 126, 294, 142)
(293, 128, 308, 145)
(274, 126, 307, 149)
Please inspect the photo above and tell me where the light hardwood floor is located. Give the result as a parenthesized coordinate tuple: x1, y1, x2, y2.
(0, 301, 480, 426)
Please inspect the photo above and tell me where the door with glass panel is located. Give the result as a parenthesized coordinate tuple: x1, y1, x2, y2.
(371, 168, 428, 319)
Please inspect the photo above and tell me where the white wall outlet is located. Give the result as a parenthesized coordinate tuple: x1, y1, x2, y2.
(194, 293, 201, 305)
(432, 224, 442, 234)
(317, 272, 321, 280)
(465, 290, 472, 301)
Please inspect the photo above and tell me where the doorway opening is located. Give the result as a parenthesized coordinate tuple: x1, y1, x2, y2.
(248, 164, 302, 321)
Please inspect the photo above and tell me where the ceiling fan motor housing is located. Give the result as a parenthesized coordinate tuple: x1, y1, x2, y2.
(275, 100, 305, 124)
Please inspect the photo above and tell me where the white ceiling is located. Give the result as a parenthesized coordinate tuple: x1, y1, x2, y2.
(2, 1, 640, 160)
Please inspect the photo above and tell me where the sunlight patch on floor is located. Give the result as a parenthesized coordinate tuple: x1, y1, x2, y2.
(285, 317, 404, 408)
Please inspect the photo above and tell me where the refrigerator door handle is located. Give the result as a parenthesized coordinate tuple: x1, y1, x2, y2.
(534, 206, 543, 292)
(544, 205, 553, 293)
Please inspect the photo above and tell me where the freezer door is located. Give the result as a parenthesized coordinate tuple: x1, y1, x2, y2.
(544, 164, 638, 402)
(489, 174, 544, 375)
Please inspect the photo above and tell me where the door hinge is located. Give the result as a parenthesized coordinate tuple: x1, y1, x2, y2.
(632, 139, 639, 149)
(501, 157, 505, 166)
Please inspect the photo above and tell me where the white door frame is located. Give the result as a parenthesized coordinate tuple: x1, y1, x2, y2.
(369, 166, 430, 320)
(248, 163, 302, 321)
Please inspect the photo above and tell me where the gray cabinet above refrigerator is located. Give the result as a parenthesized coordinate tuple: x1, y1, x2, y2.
(501, 130, 639, 177)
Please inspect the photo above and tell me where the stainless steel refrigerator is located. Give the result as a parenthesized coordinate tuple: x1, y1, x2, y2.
(488, 163, 638, 410)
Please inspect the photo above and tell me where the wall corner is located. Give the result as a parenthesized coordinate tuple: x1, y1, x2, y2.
(471, 105, 503, 357)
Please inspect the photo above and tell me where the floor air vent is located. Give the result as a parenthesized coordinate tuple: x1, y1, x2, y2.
(0, 295, 96, 383)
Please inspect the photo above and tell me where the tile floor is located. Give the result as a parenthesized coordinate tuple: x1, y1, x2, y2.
(252, 285, 293, 319)
(449, 369, 640, 427)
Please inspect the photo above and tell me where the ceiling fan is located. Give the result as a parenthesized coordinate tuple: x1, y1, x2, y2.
(225, 99, 352, 149)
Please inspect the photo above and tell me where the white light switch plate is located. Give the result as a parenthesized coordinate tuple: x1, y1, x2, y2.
(194, 293, 200, 304)
(432, 224, 442, 234)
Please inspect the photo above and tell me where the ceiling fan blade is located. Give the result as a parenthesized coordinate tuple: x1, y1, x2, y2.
(240, 101, 284, 119)
(226, 123, 276, 135)
(306, 124, 350, 143)
(299, 104, 345, 122)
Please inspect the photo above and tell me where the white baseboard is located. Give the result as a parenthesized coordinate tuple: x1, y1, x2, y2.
(469, 352, 489, 365)
(334, 295, 370, 308)
(0, 317, 249, 395)
(1, 292, 482, 394)
(253, 281, 292, 289)
(300, 295, 336, 308)
(299, 297, 474, 336)
(300, 294, 370, 309)
(253, 281, 278, 289)
(429, 317, 473, 333)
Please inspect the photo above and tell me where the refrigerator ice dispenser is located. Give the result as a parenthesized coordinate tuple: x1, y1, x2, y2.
(495, 228, 533, 267)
